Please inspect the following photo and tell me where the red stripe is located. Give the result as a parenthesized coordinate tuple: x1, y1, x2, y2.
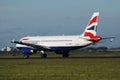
(84, 32, 95, 38)
(84, 32, 101, 42)
(88, 16, 98, 26)
(22, 38, 29, 40)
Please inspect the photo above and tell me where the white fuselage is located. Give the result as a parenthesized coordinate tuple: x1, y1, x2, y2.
(16, 35, 92, 50)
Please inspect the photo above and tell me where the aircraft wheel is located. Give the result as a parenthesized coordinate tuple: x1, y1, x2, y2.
(62, 51, 69, 58)
(24, 55, 30, 59)
(40, 50, 47, 58)
(41, 54, 47, 58)
(62, 53, 69, 58)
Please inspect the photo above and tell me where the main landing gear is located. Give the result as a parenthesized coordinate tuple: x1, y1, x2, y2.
(62, 51, 69, 58)
(23, 50, 70, 59)
(62, 52, 69, 58)
(55, 50, 70, 58)
(24, 55, 30, 59)
(40, 50, 70, 58)
(40, 50, 47, 58)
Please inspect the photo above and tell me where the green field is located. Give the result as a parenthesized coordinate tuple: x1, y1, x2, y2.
(0, 57, 120, 80)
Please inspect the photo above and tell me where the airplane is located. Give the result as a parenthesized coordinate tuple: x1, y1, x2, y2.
(11, 12, 114, 58)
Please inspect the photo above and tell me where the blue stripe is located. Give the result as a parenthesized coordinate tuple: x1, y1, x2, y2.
(87, 26, 95, 30)
(50, 46, 87, 51)
(17, 45, 90, 52)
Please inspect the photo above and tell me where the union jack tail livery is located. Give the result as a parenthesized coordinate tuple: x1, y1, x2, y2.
(82, 12, 101, 42)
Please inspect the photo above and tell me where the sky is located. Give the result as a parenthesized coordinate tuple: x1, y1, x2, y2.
(0, 0, 120, 48)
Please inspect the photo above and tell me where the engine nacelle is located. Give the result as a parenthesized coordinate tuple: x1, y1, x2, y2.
(20, 47, 37, 55)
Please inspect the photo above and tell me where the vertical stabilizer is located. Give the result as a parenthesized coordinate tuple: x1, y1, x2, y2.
(82, 12, 99, 38)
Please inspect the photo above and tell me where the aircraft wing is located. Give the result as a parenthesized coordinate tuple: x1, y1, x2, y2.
(11, 40, 50, 50)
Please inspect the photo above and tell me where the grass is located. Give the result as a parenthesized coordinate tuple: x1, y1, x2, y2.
(0, 58, 120, 80)
(1, 51, 120, 58)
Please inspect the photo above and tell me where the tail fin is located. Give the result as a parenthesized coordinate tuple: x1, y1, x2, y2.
(82, 12, 99, 38)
